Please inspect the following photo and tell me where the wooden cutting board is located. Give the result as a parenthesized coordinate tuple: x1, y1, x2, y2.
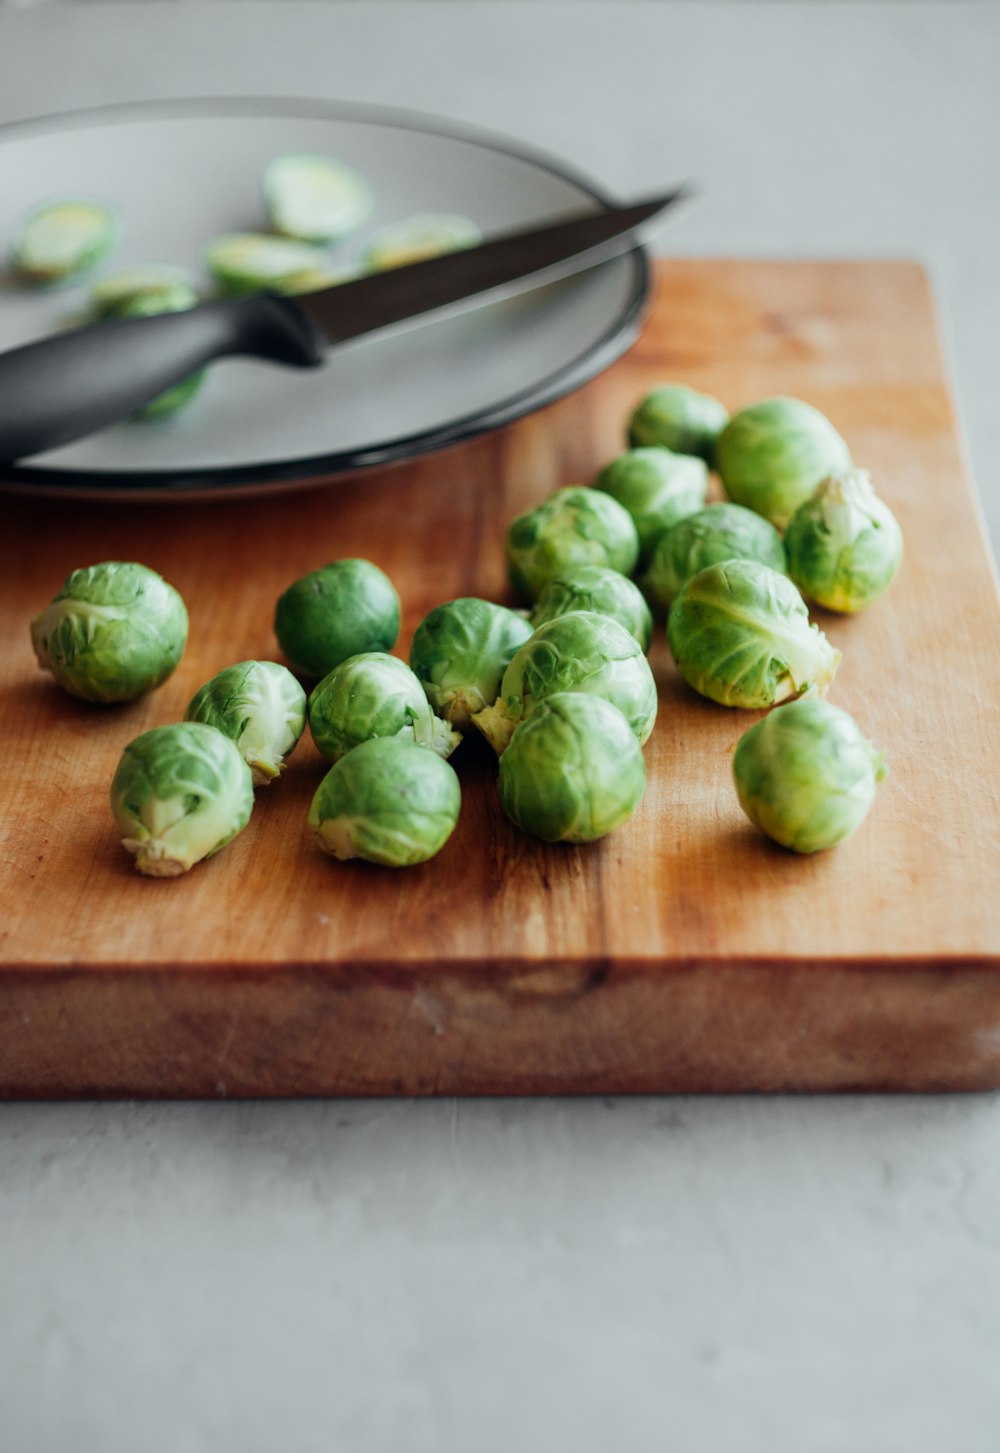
(3, 260, 1000, 1097)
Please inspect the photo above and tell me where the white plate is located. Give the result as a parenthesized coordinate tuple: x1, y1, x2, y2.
(0, 98, 649, 499)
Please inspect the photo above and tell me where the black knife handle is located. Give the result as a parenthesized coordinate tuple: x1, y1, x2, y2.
(0, 293, 325, 464)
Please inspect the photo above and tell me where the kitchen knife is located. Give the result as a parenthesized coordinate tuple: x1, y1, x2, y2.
(0, 188, 688, 465)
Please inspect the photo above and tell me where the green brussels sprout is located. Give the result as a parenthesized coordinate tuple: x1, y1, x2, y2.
(529, 564, 653, 652)
(733, 697, 887, 853)
(363, 213, 482, 271)
(30, 561, 188, 704)
(784, 468, 903, 613)
(309, 736, 461, 867)
(505, 486, 640, 601)
(667, 560, 840, 709)
(716, 397, 852, 529)
(116, 285, 206, 419)
(11, 199, 120, 286)
(643, 502, 787, 612)
(308, 652, 461, 764)
(274, 558, 400, 679)
(473, 610, 657, 755)
(88, 266, 198, 319)
(204, 233, 335, 297)
(263, 153, 373, 243)
(499, 692, 646, 843)
(594, 447, 709, 560)
(110, 721, 254, 877)
(184, 660, 307, 785)
(626, 384, 729, 463)
(409, 597, 534, 730)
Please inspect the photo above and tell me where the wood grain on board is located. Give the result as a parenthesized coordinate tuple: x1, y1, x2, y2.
(2, 260, 999, 1096)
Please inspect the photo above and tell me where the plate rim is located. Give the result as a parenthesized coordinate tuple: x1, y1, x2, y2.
(0, 95, 650, 497)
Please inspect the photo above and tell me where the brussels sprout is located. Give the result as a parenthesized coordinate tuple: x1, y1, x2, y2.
(308, 652, 461, 764)
(185, 660, 307, 785)
(716, 397, 851, 529)
(626, 384, 729, 464)
(364, 213, 482, 271)
(274, 558, 400, 680)
(11, 200, 120, 286)
(505, 486, 640, 601)
(110, 721, 254, 877)
(594, 447, 709, 560)
(115, 285, 206, 419)
(733, 697, 887, 853)
(643, 502, 787, 612)
(309, 736, 461, 867)
(88, 266, 198, 319)
(667, 560, 840, 709)
(473, 610, 657, 755)
(204, 233, 335, 297)
(529, 564, 653, 652)
(784, 468, 903, 613)
(263, 153, 373, 243)
(409, 597, 534, 730)
(30, 561, 188, 704)
(499, 692, 646, 844)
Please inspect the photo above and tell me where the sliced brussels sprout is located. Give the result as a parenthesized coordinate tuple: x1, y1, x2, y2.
(626, 384, 729, 464)
(185, 660, 307, 785)
(667, 559, 840, 709)
(499, 692, 646, 843)
(506, 486, 640, 602)
(30, 561, 188, 704)
(88, 265, 198, 319)
(595, 447, 709, 560)
(11, 200, 120, 286)
(309, 736, 461, 867)
(204, 233, 335, 297)
(473, 610, 657, 755)
(274, 558, 400, 680)
(363, 213, 482, 271)
(263, 153, 373, 243)
(784, 468, 903, 613)
(716, 397, 851, 529)
(529, 564, 653, 652)
(643, 502, 787, 612)
(110, 721, 254, 877)
(409, 597, 533, 730)
(308, 652, 461, 764)
(115, 285, 206, 419)
(733, 696, 887, 853)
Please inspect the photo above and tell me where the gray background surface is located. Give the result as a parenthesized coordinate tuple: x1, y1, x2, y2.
(1, 5, 999, 1452)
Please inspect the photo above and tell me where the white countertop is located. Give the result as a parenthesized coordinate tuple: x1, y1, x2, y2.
(1, 5, 999, 1451)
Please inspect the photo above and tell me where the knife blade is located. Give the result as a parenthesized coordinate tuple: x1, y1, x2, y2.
(0, 187, 690, 465)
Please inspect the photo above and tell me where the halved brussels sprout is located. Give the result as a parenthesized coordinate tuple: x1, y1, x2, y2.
(88, 266, 198, 319)
(110, 721, 254, 877)
(716, 397, 851, 529)
(116, 285, 206, 419)
(204, 233, 335, 297)
(473, 610, 657, 755)
(529, 564, 653, 652)
(409, 597, 533, 730)
(274, 558, 400, 680)
(643, 502, 787, 612)
(364, 213, 482, 271)
(667, 559, 840, 708)
(12, 200, 120, 286)
(733, 696, 887, 853)
(626, 384, 729, 464)
(263, 153, 373, 243)
(31, 561, 188, 704)
(185, 660, 307, 785)
(499, 692, 646, 843)
(594, 447, 709, 560)
(505, 486, 640, 601)
(309, 736, 461, 867)
(784, 468, 903, 613)
(308, 652, 461, 764)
